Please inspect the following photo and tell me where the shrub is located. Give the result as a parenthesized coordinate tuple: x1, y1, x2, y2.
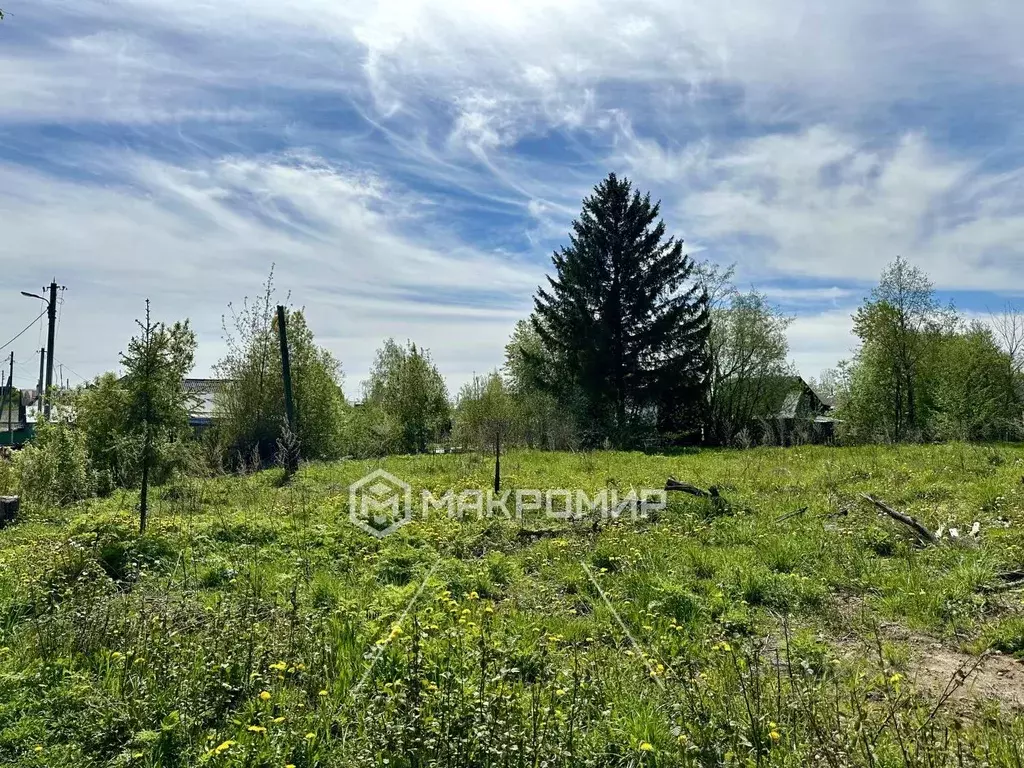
(0, 446, 17, 495)
(18, 421, 92, 506)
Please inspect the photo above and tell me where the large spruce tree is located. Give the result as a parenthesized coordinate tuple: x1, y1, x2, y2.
(532, 173, 710, 446)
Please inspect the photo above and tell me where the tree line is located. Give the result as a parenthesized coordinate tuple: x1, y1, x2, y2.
(5, 173, 1023, 529)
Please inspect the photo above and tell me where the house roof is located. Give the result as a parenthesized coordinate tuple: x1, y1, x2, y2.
(184, 378, 230, 421)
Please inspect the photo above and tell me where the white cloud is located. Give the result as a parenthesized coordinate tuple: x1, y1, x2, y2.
(787, 308, 859, 380)
(0, 154, 540, 396)
(4, 0, 1024, 397)
(638, 128, 1024, 291)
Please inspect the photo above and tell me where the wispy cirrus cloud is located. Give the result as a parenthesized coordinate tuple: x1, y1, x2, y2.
(1, 0, 1024, 389)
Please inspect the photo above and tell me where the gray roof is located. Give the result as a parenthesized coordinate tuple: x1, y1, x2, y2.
(184, 378, 229, 422)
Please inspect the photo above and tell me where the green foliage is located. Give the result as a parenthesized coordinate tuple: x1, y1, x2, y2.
(453, 371, 518, 451)
(342, 401, 402, 457)
(72, 372, 140, 493)
(362, 338, 450, 454)
(0, 446, 16, 495)
(503, 319, 581, 449)
(120, 300, 197, 530)
(215, 271, 347, 464)
(531, 173, 711, 447)
(16, 420, 92, 506)
(701, 264, 794, 445)
(839, 258, 1019, 443)
(1, 444, 1024, 766)
(929, 322, 1015, 441)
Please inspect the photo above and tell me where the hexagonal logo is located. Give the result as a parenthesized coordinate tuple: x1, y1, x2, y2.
(348, 469, 413, 538)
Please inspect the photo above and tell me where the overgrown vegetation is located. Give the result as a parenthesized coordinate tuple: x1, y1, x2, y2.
(214, 271, 347, 466)
(2, 444, 1024, 766)
(836, 257, 1023, 443)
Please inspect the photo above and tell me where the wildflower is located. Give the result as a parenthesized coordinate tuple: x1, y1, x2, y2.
(639, 742, 654, 752)
(259, 691, 272, 701)
(889, 673, 903, 684)
(270, 661, 287, 672)
(215, 740, 235, 754)
(484, 605, 494, 614)
(677, 734, 688, 744)
(287, 765, 296, 768)
(34, 746, 43, 753)
(247, 725, 267, 733)
(305, 732, 316, 740)
(769, 730, 781, 742)
(467, 591, 479, 600)
(318, 689, 328, 697)
(555, 688, 567, 697)
(273, 716, 285, 724)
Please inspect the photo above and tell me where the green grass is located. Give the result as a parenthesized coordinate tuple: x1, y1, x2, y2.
(2, 444, 1024, 766)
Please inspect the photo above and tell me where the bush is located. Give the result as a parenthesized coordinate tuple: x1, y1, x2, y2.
(18, 421, 92, 506)
(0, 446, 17, 495)
(342, 402, 402, 458)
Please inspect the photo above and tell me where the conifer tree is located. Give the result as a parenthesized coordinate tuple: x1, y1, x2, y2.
(532, 173, 710, 445)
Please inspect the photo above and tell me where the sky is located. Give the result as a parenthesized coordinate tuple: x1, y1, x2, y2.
(2, 0, 1024, 398)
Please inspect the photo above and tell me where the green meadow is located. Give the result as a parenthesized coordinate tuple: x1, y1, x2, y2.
(2, 444, 1024, 766)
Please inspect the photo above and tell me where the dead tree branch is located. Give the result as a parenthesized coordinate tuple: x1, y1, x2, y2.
(861, 493, 938, 545)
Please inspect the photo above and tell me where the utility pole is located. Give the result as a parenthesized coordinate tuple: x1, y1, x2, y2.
(43, 281, 57, 419)
(276, 305, 299, 476)
(276, 305, 296, 431)
(36, 348, 44, 415)
(5, 352, 12, 446)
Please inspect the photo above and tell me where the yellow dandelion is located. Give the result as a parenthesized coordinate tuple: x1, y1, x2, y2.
(639, 741, 654, 752)
(273, 716, 285, 724)
(247, 725, 267, 733)
(34, 746, 44, 753)
(318, 689, 328, 696)
(259, 690, 272, 701)
(769, 730, 781, 742)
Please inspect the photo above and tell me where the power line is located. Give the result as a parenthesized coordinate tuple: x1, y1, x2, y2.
(52, 357, 87, 384)
(0, 309, 46, 354)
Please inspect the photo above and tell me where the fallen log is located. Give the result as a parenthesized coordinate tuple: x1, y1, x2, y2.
(776, 506, 807, 523)
(861, 493, 938, 546)
(665, 478, 719, 498)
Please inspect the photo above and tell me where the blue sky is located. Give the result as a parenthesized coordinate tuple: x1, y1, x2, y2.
(2, 0, 1024, 397)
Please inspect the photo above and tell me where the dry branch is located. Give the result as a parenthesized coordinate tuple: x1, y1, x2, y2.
(861, 493, 938, 545)
(665, 478, 719, 498)
(776, 506, 807, 523)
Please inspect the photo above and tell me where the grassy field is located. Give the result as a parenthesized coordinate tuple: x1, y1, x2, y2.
(2, 444, 1024, 766)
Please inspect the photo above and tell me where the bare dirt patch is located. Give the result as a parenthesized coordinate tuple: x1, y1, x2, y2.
(830, 608, 1024, 713)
